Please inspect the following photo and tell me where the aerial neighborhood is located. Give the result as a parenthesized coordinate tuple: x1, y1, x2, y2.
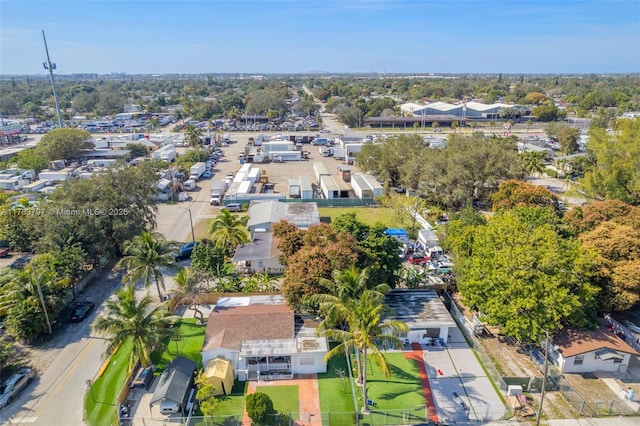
(0, 69, 638, 426)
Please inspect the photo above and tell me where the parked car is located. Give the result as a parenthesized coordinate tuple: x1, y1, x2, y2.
(221, 203, 242, 212)
(202, 170, 213, 179)
(408, 254, 429, 265)
(69, 301, 95, 322)
(174, 241, 199, 261)
(0, 367, 35, 408)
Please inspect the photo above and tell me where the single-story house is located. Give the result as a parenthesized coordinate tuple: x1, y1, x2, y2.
(247, 200, 320, 239)
(232, 232, 285, 275)
(548, 320, 638, 374)
(149, 357, 196, 415)
(201, 295, 328, 381)
(385, 289, 457, 345)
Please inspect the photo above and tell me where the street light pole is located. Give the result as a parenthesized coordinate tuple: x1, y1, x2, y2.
(536, 329, 550, 426)
(33, 267, 52, 334)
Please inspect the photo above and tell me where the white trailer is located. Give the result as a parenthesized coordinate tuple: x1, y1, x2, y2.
(233, 172, 247, 183)
(361, 174, 384, 197)
(263, 141, 294, 153)
(39, 171, 70, 182)
(0, 179, 20, 191)
(351, 174, 373, 199)
(238, 163, 252, 175)
(87, 159, 118, 168)
(299, 176, 314, 199)
(345, 143, 364, 157)
(268, 151, 301, 161)
(237, 180, 252, 194)
(320, 175, 339, 199)
(247, 167, 261, 184)
(288, 179, 300, 198)
(153, 144, 176, 162)
(331, 148, 347, 160)
(314, 163, 330, 183)
(22, 179, 50, 193)
(189, 162, 206, 180)
(418, 229, 439, 249)
(223, 182, 243, 200)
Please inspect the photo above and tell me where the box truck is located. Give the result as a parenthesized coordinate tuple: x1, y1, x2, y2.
(189, 162, 206, 181)
(210, 180, 228, 205)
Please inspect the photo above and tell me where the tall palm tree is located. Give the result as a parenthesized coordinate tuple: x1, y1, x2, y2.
(93, 284, 179, 370)
(117, 231, 181, 300)
(316, 290, 407, 414)
(208, 210, 250, 256)
(185, 124, 203, 148)
(319, 266, 390, 304)
(520, 151, 546, 178)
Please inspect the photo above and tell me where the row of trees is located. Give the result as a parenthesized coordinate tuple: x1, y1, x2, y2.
(446, 179, 640, 342)
(356, 133, 525, 209)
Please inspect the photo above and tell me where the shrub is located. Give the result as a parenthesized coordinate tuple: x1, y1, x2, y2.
(246, 392, 276, 425)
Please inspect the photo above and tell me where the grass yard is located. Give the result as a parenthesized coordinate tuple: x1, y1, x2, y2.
(193, 217, 214, 241)
(84, 339, 133, 426)
(211, 380, 247, 415)
(255, 385, 300, 415)
(151, 318, 206, 371)
(318, 352, 356, 414)
(360, 352, 425, 409)
(318, 207, 397, 228)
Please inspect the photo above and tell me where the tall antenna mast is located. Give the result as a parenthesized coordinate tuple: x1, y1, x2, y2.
(42, 30, 64, 128)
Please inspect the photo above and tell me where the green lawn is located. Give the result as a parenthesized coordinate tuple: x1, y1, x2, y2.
(255, 385, 299, 415)
(363, 352, 425, 409)
(318, 207, 397, 228)
(84, 339, 133, 426)
(151, 318, 206, 372)
(318, 352, 356, 414)
(211, 380, 247, 415)
(85, 319, 206, 426)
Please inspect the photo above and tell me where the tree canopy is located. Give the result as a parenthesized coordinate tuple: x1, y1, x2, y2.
(491, 180, 561, 213)
(579, 118, 640, 205)
(37, 128, 94, 162)
(452, 208, 598, 341)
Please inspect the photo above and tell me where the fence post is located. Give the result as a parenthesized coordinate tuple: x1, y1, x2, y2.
(579, 400, 585, 415)
(609, 400, 614, 415)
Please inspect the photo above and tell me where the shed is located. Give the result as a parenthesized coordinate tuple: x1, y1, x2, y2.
(203, 357, 234, 396)
(149, 357, 196, 414)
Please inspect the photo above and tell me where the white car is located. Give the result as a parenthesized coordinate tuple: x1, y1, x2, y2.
(0, 367, 34, 408)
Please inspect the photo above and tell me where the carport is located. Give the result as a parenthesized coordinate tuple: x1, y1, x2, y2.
(149, 357, 196, 414)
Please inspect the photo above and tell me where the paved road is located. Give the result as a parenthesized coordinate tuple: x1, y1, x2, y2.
(1, 267, 122, 426)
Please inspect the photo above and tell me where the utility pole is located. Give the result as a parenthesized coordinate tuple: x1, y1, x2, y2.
(187, 208, 195, 243)
(33, 267, 53, 334)
(536, 329, 550, 426)
(42, 30, 64, 128)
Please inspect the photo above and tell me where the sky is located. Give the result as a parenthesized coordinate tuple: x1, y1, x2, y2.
(1, 0, 639, 75)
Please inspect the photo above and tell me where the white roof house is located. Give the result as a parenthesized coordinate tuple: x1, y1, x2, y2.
(246, 200, 320, 238)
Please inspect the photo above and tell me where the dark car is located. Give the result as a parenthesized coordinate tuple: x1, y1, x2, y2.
(69, 301, 95, 322)
(174, 241, 199, 261)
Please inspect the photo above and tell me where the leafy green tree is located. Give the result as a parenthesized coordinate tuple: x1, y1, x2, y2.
(14, 149, 48, 174)
(563, 199, 640, 236)
(38, 162, 159, 262)
(117, 231, 181, 300)
(37, 128, 93, 162)
(491, 180, 560, 212)
(557, 127, 580, 154)
(194, 372, 219, 416)
(245, 392, 276, 425)
(524, 92, 548, 105)
(579, 118, 640, 204)
(337, 107, 361, 128)
(452, 209, 598, 341)
(208, 210, 249, 256)
(125, 143, 148, 159)
(191, 239, 226, 275)
(531, 104, 559, 122)
(71, 91, 99, 113)
(93, 284, 178, 369)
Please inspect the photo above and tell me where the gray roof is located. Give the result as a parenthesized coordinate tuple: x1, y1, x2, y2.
(232, 232, 279, 262)
(150, 357, 196, 410)
(385, 289, 456, 329)
(247, 200, 320, 229)
(83, 149, 131, 158)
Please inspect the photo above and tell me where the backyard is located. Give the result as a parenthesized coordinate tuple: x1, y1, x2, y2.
(318, 207, 396, 227)
(84, 318, 206, 426)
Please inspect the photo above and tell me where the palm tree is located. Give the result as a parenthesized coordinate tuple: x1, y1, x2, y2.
(520, 151, 546, 178)
(316, 290, 407, 414)
(93, 284, 179, 370)
(185, 124, 203, 148)
(318, 266, 390, 304)
(208, 210, 250, 256)
(117, 231, 181, 300)
(489, 120, 496, 134)
(174, 267, 208, 323)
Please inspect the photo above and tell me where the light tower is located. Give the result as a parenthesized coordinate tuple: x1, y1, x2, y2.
(42, 30, 64, 128)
